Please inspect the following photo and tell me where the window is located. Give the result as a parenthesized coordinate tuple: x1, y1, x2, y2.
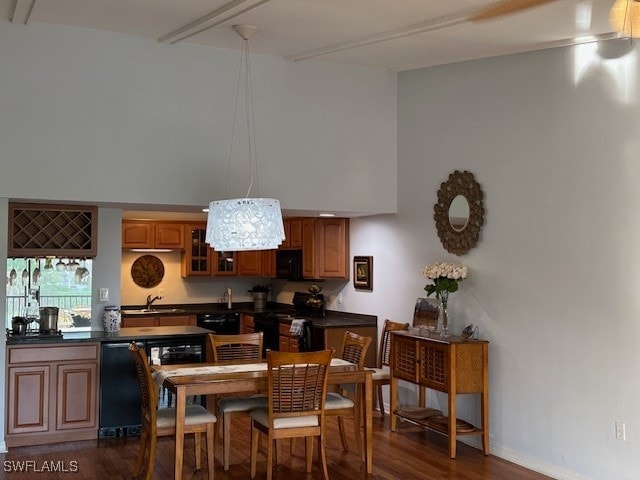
(6, 257, 92, 330)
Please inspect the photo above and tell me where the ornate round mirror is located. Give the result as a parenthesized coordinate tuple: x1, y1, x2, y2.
(434, 170, 484, 255)
(448, 195, 470, 232)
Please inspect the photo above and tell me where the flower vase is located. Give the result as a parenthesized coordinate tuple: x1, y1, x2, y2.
(439, 301, 450, 337)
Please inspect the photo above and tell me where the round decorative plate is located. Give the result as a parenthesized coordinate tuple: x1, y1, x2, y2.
(131, 255, 164, 288)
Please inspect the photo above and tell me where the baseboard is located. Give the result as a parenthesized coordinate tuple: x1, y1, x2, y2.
(490, 443, 596, 480)
(383, 400, 591, 480)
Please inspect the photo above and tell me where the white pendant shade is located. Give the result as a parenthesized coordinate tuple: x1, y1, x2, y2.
(205, 198, 285, 251)
(610, 0, 640, 37)
(204, 25, 286, 251)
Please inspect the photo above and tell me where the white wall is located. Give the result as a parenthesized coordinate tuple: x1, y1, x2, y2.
(0, 21, 397, 452)
(336, 41, 640, 480)
(0, 21, 397, 214)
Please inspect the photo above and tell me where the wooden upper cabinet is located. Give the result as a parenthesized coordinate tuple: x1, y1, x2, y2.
(235, 250, 275, 277)
(181, 223, 211, 276)
(281, 218, 302, 249)
(155, 223, 185, 249)
(262, 249, 276, 277)
(122, 221, 153, 248)
(302, 219, 316, 278)
(237, 250, 263, 276)
(9, 203, 98, 257)
(122, 221, 185, 250)
(212, 251, 237, 276)
(302, 218, 349, 280)
(315, 218, 349, 278)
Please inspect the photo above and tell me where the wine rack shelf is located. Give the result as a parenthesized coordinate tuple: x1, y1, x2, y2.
(9, 203, 98, 257)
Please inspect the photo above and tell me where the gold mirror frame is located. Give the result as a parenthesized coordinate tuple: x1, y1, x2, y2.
(433, 170, 484, 256)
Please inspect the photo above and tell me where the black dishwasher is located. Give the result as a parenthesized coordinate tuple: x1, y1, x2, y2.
(99, 335, 206, 438)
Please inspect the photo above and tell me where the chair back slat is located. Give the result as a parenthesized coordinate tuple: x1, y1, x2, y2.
(268, 349, 333, 418)
(340, 331, 372, 368)
(129, 342, 157, 421)
(379, 319, 409, 368)
(209, 332, 263, 362)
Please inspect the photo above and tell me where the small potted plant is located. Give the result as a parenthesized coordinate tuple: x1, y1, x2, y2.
(248, 284, 270, 312)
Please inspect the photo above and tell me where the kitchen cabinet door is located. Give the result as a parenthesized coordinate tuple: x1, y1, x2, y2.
(262, 250, 276, 277)
(121, 316, 156, 328)
(7, 365, 50, 434)
(213, 250, 237, 276)
(302, 219, 316, 278)
(157, 315, 192, 327)
(182, 223, 211, 276)
(122, 221, 153, 248)
(238, 250, 263, 276)
(56, 362, 97, 430)
(243, 314, 255, 334)
(315, 218, 349, 279)
(155, 223, 185, 249)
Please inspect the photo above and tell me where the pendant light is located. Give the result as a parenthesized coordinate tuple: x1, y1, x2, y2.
(205, 25, 285, 251)
(610, 0, 640, 38)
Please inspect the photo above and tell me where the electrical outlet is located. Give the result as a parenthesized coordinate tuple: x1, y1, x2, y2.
(337, 293, 343, 305)
(615, 421, 626, 441)
(99, 288, 109, 302)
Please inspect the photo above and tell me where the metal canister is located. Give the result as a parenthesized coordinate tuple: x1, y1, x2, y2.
(39, 307, 59, 333)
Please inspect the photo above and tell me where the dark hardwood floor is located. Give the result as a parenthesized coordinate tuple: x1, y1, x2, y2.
(0, 414, 553, 479)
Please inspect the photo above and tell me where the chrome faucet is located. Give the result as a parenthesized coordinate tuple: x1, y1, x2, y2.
(146, 294, 162, 310)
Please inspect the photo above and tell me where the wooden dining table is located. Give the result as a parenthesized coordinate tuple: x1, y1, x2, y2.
(154, 358, 374, 479)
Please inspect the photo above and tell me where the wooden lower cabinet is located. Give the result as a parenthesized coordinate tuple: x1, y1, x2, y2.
(121, 314, 195, 328)
(6, 343, 100, 447)
(242, 314, 255, 334)
(278, 323, 299, 353)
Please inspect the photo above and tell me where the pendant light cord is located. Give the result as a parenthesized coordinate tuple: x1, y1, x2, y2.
(225, 46, 243, 199)
(225, 36, 259, 199)
(244, 37, 258, 198)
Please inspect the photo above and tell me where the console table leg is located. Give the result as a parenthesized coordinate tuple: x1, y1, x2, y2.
(390, 377, 398, 431)
(482, 389, 490, 455)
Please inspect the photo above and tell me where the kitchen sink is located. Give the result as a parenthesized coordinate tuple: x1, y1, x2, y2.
(122, 308, 186, 315)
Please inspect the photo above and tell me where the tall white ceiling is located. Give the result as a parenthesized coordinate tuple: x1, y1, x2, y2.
(2, 0, 620, 71)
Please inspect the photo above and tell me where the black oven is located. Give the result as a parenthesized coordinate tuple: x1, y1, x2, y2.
(276, 249, 303, 280)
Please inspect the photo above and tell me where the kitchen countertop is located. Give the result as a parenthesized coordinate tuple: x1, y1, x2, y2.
(6, 326, 212, 345)
(120, 302, 377, 327)
(7, 304, 377, 345)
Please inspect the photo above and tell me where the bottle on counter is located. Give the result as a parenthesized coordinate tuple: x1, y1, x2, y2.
(225, 287, 233, 309)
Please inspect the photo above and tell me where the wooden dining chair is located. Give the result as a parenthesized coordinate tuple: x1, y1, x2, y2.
(324, 331, 372, 460)
(368, 319, 409, 415)
(208, 332, 267, 471)
(250, 349, 334, 480)
(128, 342, 216, 480)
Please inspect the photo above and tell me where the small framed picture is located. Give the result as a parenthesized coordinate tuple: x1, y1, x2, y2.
(353, 256, 373, 290)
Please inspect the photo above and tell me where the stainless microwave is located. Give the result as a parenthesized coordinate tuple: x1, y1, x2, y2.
(275, 249, 303, 280)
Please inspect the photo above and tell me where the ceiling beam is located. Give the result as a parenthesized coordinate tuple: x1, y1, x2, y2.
(389, 31, 625, 73)
(158, 0, 272, 45)
(11, 0, 36, 24)
(284, 7, 480, 63)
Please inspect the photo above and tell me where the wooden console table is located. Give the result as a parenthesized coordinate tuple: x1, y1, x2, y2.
(389, 330, 489, 458)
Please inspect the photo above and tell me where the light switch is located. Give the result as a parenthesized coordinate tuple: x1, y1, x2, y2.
(99, 288, 109, 302)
